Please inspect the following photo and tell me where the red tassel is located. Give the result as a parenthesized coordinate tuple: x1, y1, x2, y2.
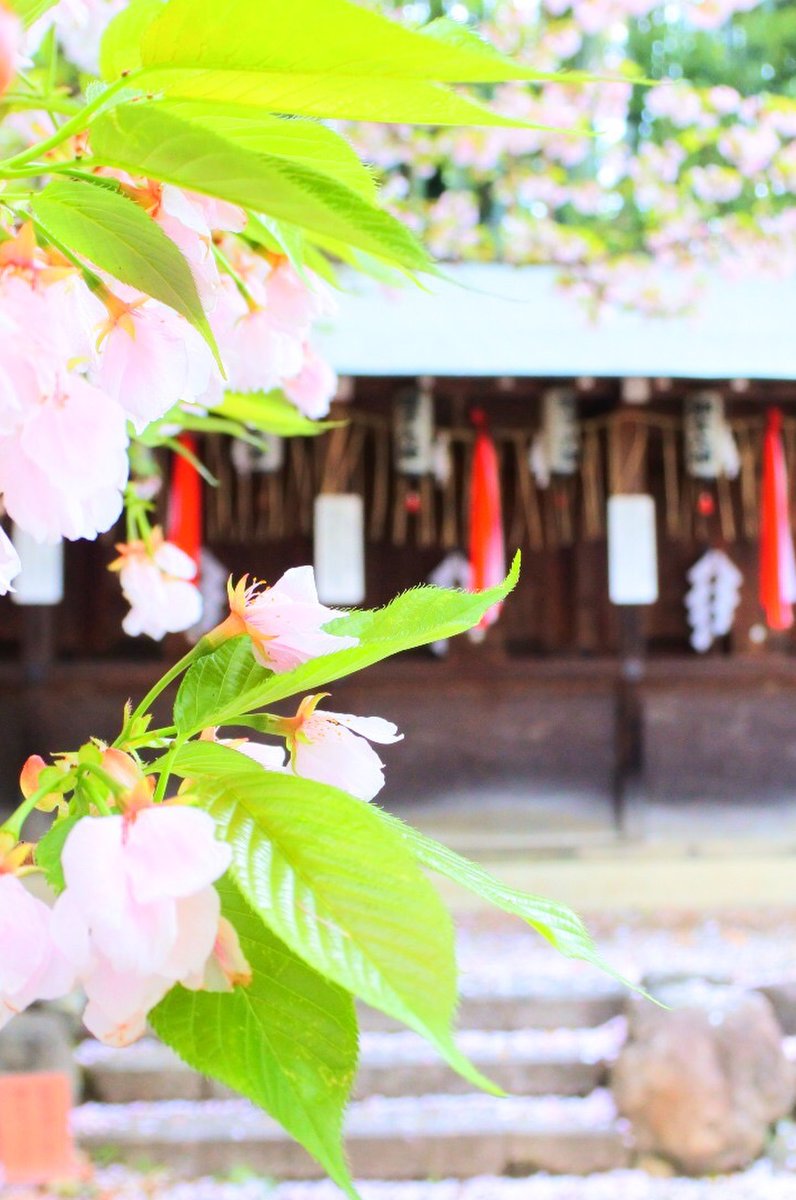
(760, 407, 796, 631)
(167, 434, 202, 582)
(469, 409, 505, 628)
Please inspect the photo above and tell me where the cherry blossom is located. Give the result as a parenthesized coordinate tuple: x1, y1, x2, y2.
(111, 530, 203, 641)
(273, 694, 403, 802)
(209, 566, 358, 673)
(0, 868, 76, 1030)
(0, 369, 129, 543)
(0, 1, 21, 99)
(93, 290, 217, 430)
(283, 346, 338, 420)
(56, 798, 231, 1045)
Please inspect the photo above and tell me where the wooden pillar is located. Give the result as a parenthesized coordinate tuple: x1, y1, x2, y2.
(610, 381, 652, 834)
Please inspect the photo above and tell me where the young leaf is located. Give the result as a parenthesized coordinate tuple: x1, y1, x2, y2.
(99, 0, 165, 79)
(381, 815, 622, 979)
(157, 105, 378, 201)
(88, 105, 432, 272)
(173, 553, 521, 734)
(136, 70, 541, 127)
(139, 0, 552, 84)
(192, 767, 496, 1091)
(34, 815, 80, 894)
(31, 177, 218, 359)
(151, 877, 359, 1197)
(213, 391, 340, 437)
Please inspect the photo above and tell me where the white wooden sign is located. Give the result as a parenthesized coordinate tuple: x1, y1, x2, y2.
(393, 387, 435, 475)
(313, 494, 365, 606)
(608, 494, 659, 606)
(11, 527, 64, 606)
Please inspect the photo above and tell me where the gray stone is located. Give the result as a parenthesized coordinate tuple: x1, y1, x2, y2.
(0, 1010, 80, 1100)
(612, 981, 795, 1174)
(756, 979, 796, 1037)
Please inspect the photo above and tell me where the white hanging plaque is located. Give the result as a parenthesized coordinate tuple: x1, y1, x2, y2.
(608, 494, 658, 606)
(393, 387, 435, 475)
(685, 391, 730, 479)
(542, 387, 579, 476)
(11, 527, 64, 606)
(313, 494, 365, 606)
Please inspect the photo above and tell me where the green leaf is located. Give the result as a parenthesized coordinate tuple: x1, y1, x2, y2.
(8, 0, 59, 26)
(137, 69, 539, 127)
(213, 391, 340, 437)
(31, 177, 218, 360)
(100, 0, 166, 79)
(159, 105, 378, 201)
(151, 877, 358, 1197)
(34, 815, 79, 894)
(88, 105, 432, 272)
(382, 816, 618, 976)
(173, 552, 520, 735)
(191, 766, 494, 1090)
(139, 0, 549, 83)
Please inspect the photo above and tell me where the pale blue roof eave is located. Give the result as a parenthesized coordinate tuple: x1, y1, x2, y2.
(315, 263, 796, 382)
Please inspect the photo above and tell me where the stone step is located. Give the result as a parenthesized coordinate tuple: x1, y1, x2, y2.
(76, 1022, 625, 1104)
(73, 1091, 632, 1179)
(359, 982, 626, 1032)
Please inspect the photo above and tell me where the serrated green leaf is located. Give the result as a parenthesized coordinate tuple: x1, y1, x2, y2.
(213, 391, 340, 437)
(151, 877, 358, 1197)
(88, 105, 432, 272)
(99, 0, 165, 79)
(158, 105, 378, 201)
(31, 177, 218, 360)
(139, 0, 550, 83)
(34, 815, 79, 894)
(137, 69, 540, 127)
(191, 767, 494, 1091)
(383, 815, 614, 971)
(174, 553, 520, 735)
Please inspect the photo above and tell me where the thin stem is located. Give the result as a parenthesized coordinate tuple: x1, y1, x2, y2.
(152, 736, 185, 803)
(1, 775, 74, 841)
(114, 648, 203, 749)
(1, 93, 80, 115)
(212, 242, 257, 307)
(0, 72, 142, 172)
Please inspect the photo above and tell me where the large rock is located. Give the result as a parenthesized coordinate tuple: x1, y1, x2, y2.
(612, 980, 795, 1174)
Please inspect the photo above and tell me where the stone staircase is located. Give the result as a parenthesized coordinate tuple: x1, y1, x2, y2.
(73, 978, 636, 1179)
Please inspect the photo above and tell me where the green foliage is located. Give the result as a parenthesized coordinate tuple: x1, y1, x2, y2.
(151, 877, 359, 1197)
(88, 105, 433, 272)
(34, 815, 80, 893)
(173, 553, 520, 734)
(137, 0, 546, 83)
(188, 765, 494, 1090)
(212, 392, 341, 437)
(99, 0, 165, 78)
(8, 0, 59, 26)
(383, 814, 621, 979)
(31, 178, 218, 358)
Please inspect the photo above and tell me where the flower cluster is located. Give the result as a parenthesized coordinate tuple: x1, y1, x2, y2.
(1, 565, 405, 1046)
(0, 2, 339, 629)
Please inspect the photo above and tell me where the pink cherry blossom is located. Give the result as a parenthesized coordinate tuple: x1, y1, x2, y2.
(0, 1, 21, 98)
(283, 346, 337, 420)
(112, 531, 203, 641)
(210, 566, 359, 673)
(277, 695, 403, 802)
(220, 295, 305, 394)
(57, 803, 231, 1045)
(0, 525, 20, 595)
(264, 259, 335, 339)
(0, 873, 76, 1029)
(0, 369, 129, 543)
(93, 291, 216, 430)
